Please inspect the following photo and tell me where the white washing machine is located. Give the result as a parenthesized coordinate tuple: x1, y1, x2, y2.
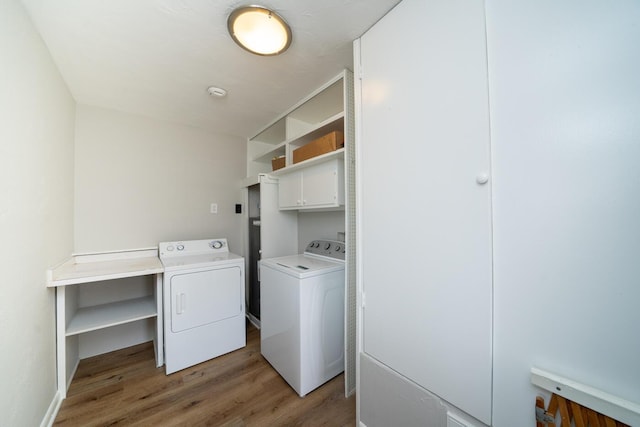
(159, 238, 245, 374)
(260, 239, 345, 397)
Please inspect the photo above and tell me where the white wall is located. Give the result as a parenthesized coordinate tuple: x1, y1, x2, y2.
(74, 105, 247, 253)
(0, 0, 76, 425)
(487, 0, 640, 424)
(298, 210, 345, 250)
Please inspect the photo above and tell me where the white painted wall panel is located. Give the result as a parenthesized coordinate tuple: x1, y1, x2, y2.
(74, 105, 246, 253)
(487, 0, 640, 424)
(360, 354, 447, 427)
(358, 0, 493, 423)
(298, 211, 345, 250)
(0, 1, 75, 425)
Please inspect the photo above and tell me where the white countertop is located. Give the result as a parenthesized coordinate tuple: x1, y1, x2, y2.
(47, 248, 163, 287)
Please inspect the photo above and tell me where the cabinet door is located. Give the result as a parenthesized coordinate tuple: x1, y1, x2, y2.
(358, 0, 493, 423)
(277, 160, 345, 210)
(302, 160, 342, 208)
(278, 170, 302, 209)
(260, 176, 298, 259)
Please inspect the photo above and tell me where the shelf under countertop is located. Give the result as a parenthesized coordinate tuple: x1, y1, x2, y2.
(65, 296, 157, 336)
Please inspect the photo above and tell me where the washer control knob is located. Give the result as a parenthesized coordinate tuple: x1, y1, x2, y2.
(335, 245, 341, 252)
(210, 240, 223, 249)
(324, 243, 331, 250)
(167, 245, 174, 251)
(177, 244, 184, 251)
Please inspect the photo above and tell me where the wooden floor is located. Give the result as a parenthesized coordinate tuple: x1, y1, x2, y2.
(55, 323, 355, 426)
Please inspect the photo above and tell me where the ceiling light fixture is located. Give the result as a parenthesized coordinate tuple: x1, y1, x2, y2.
(227, 6, 292, 56)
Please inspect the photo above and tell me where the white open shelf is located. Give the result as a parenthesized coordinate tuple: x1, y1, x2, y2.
(251, 117, 286, 145)
(247, 71, 348, 178)
(66, 296, 157, 336)
(48, 247, 165, 398)
(252, 112, 344, 164)
(269, 148, 345, 176)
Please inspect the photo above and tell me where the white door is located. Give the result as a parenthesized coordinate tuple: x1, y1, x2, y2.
(302, 160, 340, 208)
(170, 266, 242, 333)
(358, 0, 493, 423)
(278, 170, 302, 208)
(260, 175, 298, 260)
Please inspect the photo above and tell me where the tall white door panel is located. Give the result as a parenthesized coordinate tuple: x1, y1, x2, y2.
(260, 175, 298, 259)
(358, 0, 492, 423)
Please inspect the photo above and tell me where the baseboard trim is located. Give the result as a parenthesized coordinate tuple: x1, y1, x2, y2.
(247, 313, 261, 329)
(66, 357, 80, 394)
(40, 391, 63, 427)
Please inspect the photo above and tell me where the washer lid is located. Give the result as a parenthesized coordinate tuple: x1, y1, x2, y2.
(161, 252, 243, 271)
(261, 254, 344, 278)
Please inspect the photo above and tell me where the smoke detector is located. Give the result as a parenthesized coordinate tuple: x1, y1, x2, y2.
(207, 86, 227, 97)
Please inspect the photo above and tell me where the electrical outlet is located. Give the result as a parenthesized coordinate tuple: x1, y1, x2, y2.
(210, 203, 218, 214)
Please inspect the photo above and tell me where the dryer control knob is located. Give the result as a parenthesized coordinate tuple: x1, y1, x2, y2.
(167, 245, 174, 251)
(324, 243, 331, 250)
(177, 244, 184, 251)
(210, 240, 223, 249)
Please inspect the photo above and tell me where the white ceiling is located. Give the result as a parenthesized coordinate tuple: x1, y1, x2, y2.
(21, 0, 401, 139)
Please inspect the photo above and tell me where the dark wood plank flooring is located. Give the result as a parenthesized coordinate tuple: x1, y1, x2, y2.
(54, 323, 355, 426)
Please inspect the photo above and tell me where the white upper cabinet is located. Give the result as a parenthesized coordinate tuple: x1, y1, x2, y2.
(277, 170, 302, 209)
(278, 159, 345, 210)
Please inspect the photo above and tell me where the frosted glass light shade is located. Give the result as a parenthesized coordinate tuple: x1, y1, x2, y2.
(228, 6, 292, 56)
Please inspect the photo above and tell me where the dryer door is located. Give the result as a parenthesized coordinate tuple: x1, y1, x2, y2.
(170, 266, 242, 333)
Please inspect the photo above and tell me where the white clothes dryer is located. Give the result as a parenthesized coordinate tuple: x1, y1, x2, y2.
(159, 238, 245, 374)
(260, 239, 345, 397)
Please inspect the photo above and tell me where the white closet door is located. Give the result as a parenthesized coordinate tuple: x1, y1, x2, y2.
(358, 0, 493, 423)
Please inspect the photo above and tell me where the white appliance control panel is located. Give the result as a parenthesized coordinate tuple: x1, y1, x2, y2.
(159, 238, 228, 258)
(304, 240, 346, 261)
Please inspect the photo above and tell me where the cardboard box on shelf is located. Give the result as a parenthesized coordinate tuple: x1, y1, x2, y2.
(271, 156, 286, 171)
(293, 130, 344, 164)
